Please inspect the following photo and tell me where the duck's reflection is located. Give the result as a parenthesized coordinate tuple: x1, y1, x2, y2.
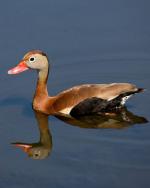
(12, 111, 52, 160)
(56, 107, 148, 129)
(12, 108, 148, 160)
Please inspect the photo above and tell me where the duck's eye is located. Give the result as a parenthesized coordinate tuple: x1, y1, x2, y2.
(34, 153, 39, 157)
(29, 57, 35, 62)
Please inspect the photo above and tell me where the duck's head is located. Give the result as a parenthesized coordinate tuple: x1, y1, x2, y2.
(8, 50, 48, 74)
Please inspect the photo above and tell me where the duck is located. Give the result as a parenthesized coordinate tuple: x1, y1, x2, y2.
(8, 50, 144, 117)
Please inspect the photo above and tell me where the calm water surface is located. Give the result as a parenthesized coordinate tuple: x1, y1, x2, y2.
(0, 0, 150, 188)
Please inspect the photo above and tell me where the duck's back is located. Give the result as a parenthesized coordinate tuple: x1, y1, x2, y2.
(52, 83, 138, 115)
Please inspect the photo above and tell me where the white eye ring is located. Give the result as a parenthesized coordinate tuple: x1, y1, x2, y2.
(29, 57, 35, 62)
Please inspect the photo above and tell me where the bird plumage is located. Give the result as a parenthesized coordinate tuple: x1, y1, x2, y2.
(8, 50, 144, 117)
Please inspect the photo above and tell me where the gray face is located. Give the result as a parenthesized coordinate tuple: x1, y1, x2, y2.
(25, 54, 49, 71)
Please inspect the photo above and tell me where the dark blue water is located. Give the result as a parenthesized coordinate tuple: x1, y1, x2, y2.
(0, 0, 150, 187)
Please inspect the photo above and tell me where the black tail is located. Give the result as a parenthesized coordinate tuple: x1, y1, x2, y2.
(121, 88, 145, 96)
(136, 88, 145, 93)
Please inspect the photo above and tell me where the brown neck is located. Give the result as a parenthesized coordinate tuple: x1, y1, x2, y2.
(34, 66, 49, 101)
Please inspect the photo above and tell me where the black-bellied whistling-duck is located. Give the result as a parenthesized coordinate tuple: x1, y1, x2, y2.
(8, 50, 144, 117)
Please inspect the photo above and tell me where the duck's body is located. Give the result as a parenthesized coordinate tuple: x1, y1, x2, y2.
(34, 83, 141, 115)
(8, 50, 144, 117)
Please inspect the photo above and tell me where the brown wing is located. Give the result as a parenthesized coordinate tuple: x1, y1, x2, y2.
(52, 83, 138, 114)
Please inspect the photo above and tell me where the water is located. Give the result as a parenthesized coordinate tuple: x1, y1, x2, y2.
(0, 0, 150, 187)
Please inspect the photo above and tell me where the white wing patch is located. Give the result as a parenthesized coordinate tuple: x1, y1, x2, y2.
(121, 95, 132, 105)
(59, 107, 72, 115)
